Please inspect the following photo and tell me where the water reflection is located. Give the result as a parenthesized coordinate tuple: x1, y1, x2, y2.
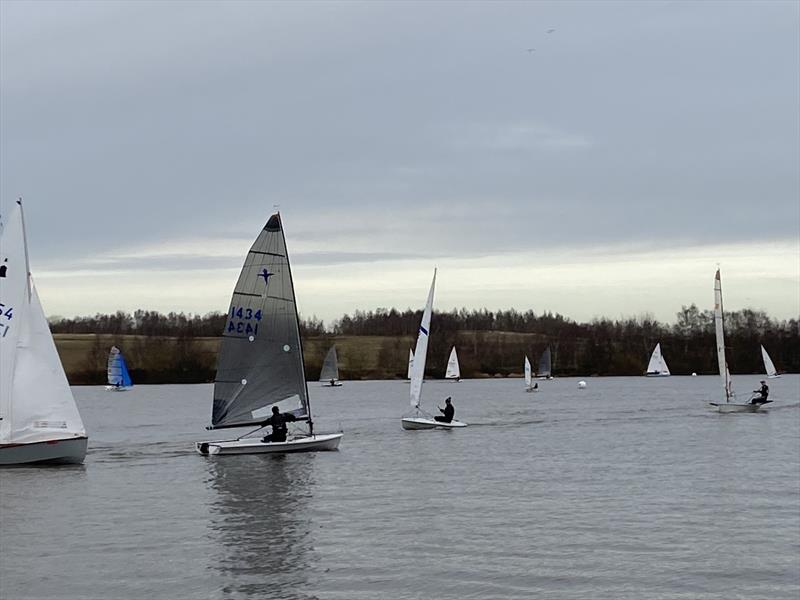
(207, 455, 318, 600)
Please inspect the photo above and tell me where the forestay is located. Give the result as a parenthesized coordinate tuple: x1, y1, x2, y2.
(319, 345, 339, 382)
(211, 214, 310, 428)
(410, 270, 436, 408)
(0, 203, 86, 445)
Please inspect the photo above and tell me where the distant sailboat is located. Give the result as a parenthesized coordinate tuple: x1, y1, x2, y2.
(196, 213, 343, 455)
(106, 346, 133, 391)
(401, 271, 467, 430)
(709, 269, 769, 413)
(644, 343, 671, 377)
(537, 346, 553, 379)
(319, 345, 342, 387)
(407, 348, 414, 380)
(0, 201, 88, 465)
(445, 346, 461, 381)
(761, 345, 780, 379)
(524, 356, 538, 392)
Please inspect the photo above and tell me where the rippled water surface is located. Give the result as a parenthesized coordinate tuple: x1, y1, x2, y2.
(1, 376, 799, 599)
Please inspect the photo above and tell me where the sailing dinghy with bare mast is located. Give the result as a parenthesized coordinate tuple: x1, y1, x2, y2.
(0, 201, 87, 465)
(709, 269, 770, 413)
(196, 213, 342, 455)
(401, 271, 467, 430)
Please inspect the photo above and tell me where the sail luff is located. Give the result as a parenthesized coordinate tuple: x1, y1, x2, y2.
(713, 269, 733, 402)
(410, 270, 436, 407)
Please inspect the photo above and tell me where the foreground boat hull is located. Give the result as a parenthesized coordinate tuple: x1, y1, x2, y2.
(709, 402, 770, 413)
(0, 437, 88, 466)
(401, 417, 468, 430)
(196, 433, 343, 456)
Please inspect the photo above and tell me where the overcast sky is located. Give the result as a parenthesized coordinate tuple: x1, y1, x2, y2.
(1, 0, 798, 324)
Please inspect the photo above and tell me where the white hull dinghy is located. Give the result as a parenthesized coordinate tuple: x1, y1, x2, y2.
(401, 270, 467, 431)
(105, 345, 133, 391)
(644, 343, 671, 377)
(0, 201, 88, 466)
(710, 269, 768, 414)
(319, 345, 343, 386)
(196, 213, 343, 456)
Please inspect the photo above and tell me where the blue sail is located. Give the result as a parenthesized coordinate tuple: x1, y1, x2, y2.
(120, 354, 133, 388)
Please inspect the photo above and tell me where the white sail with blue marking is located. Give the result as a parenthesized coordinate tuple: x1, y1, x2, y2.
(107, 346, 133, 388)
(410, 270, 436, 408)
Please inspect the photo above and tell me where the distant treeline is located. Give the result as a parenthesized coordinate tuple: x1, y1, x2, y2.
(50, 305, 798, 382)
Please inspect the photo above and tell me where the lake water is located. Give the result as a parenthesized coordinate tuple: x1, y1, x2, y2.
(1, 376, 799, 600)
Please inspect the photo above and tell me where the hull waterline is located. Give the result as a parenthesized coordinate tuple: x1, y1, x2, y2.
(401, 417, 467, 430)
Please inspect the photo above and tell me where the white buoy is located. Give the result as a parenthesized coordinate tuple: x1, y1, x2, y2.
(691, 372, 697, 377)
(577, 380, 587, 389)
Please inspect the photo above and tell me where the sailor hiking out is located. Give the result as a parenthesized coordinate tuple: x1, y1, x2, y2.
(434, 397, 455, 423)
(751, 380, 770, 405)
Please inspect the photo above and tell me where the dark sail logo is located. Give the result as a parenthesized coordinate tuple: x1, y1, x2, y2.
(0, 258, 7, 278)
(258, 268, 274, 283)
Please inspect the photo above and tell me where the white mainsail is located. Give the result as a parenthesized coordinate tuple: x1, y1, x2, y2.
(445, 346, 460, 380)
(714, 269, 734, 402)
(645, 343, 670, 376)
(0, 203, 86, 447)
(761, 345, 779, 378)
(319, 345, 340, 383)
(524, 356, 532, 387)
(407, 348, 414, 380)
(410, 270, 436, 408)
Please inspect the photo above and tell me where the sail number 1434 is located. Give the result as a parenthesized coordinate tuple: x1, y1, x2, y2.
(227, 306, 262, 336)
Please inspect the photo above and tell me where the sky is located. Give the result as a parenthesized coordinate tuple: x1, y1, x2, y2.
(1, 0, 798, 325)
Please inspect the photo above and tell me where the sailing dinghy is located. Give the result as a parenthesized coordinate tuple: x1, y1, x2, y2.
(536, 347, 553, 379)
(105, 345, 133, 391)
(0, 201, 88, 465)
(445, 346, 461, 381)
(401, 271, 467, 430)
(709, 269, 769, 413)
(761, 345, 781, 379)
(319, 345, 343, 386)
(406, 348, 414, 380)
(645, 343, 670, 377)
(524, 356, 538, 392)
(196, 213, 342, 455)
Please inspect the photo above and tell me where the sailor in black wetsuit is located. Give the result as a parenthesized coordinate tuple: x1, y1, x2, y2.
(434, 397, 455, 423)
(262, 406, 297, 443)
(751, 380, 770, 405)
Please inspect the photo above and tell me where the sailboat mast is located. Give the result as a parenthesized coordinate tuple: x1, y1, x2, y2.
(16, 199, 31, 301)
(279, 212, 314, 435)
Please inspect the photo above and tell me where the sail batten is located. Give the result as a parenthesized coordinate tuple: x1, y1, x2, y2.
(211, 213, 310, 428)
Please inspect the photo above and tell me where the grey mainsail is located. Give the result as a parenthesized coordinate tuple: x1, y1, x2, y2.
(538, 347, 552, 378)
(211, 213, 310, 429)
(319, 345, 339, 382)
